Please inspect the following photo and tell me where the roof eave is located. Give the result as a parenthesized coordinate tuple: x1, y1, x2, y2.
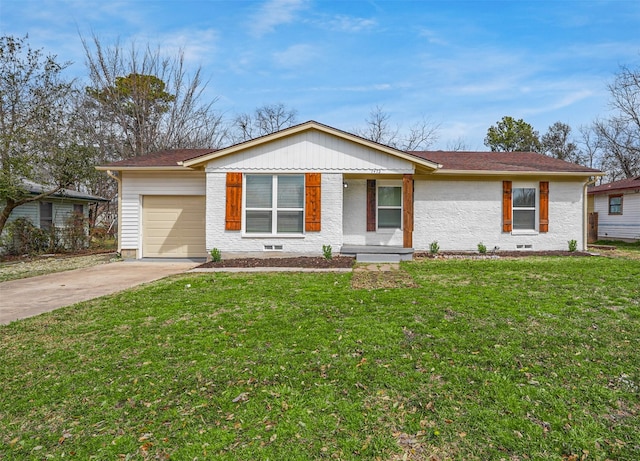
(432, 169, 603, 177)
(95, 165, 195, 172)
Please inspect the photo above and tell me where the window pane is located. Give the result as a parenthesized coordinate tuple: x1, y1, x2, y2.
(277, 211, 303, 233)
(513, 210, 535, 230)
(378, 187, 402, 206)
(513, 188, 535, 207)
(246, 210, 272, 233)
(277, 175, 304, 208)
(609, 196, 622, 214)
(246, 175, 272, 208)
(378, 209, 401, 229)
(40, 202, 53, 229)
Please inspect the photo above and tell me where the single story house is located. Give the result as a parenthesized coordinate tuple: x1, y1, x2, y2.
(97, 121, 602, 260)
(2, 180, 109, 232)
(588, 176, 640, 242)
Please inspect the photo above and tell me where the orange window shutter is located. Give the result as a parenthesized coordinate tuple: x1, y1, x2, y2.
(225, 172, 242, 230)
(539, 181, 549, 232)
(366, 180, 376, 232)
(502, 181, 512, 232)
(305, 173, 321, 232)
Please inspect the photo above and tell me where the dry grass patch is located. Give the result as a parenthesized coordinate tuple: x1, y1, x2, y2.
(351, 264, 418, 290)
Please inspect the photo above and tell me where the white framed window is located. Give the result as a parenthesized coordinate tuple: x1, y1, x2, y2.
(377, 183, 402, 229)
(512, 187, 536, 230)
(245, 174, 304, 234)
(608, 195, 623, 215)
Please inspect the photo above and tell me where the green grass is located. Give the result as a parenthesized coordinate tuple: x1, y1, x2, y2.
(1, 257, 639, 460)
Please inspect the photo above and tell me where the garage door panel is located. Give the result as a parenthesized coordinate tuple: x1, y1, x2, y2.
(142, 196, 206, 258)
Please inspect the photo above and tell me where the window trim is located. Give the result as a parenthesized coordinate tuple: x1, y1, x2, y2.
(243, 174, 305, 236)
(608, 194, 623, 215)
(39, 201, 53, 230)
(376, 180, 402, 231)
(512, 186, 536, 232)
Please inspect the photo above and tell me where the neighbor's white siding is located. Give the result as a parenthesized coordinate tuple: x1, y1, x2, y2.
(204, 130, 415, 174)
(1, 200, 85, 230)
(120, 171, 205, 254)
(593, 191, 640, 241)
(412, 178, 586, 252)
(206, 172, 343, 255)
(3, 201, 38, 228)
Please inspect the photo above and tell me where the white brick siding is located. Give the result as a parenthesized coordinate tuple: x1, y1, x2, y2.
(206, 172, 343, 256)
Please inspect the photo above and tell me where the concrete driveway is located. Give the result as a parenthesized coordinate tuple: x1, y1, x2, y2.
(0, 261, 198, 324)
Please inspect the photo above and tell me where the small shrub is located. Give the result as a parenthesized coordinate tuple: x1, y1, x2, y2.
(477, 242, 487, 254)
(210, 247, 222, 262)
(1, 218, 51, 255)
(322, 244, 333, 260)
(568, 239, 578, 252)
(63, 212, 89, 252)
(429, 241, 439, 255)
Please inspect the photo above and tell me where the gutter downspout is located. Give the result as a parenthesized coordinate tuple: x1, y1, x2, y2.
(106, 170, 122, 256)
(583, 177, 598, 251)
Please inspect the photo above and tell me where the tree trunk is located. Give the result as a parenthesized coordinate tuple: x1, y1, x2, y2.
(0, 199, 17, 237)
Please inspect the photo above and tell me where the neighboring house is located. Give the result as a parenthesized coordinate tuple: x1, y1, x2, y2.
(97, 121, 601, 260)
(2, 180, 109, 234)
(588, 176, 640, 242)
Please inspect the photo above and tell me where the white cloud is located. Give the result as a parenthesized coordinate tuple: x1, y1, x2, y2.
(272, 43, 318, 69)
(325, 15, 377, 33)
(134, 28, 220, 66)
(248, 0, 309, 37)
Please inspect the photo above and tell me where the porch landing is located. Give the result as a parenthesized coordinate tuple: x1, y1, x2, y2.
(340, 245, 414, 263)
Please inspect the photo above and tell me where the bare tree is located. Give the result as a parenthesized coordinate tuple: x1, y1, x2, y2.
(576, 125, 603, 171)
(79, 33, 227, 161)
(232, 103, 298, 142)
(355, 106, 439, 151)
(445, 137, 470, 152)
(592, 64, 640, 179)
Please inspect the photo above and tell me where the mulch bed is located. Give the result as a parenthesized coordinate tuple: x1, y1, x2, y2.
(414, 250, 594, 259)
(197, 256, 356, 269)
(196, 251, 594, 269)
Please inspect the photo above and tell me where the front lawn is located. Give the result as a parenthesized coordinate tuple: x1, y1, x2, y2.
(1, 257, 639, 460)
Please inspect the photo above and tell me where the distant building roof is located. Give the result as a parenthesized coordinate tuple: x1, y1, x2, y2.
(23, 180, 109, 202)
(588, 176, 640, 194)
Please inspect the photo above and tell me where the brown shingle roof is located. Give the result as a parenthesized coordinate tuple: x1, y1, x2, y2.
(102, 149, 216, 168)
(588, 176, 640, 194)
(409, 151, 601, 173)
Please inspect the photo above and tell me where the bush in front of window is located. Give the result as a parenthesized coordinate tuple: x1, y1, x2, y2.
(0, 217, 52, 255)
(62, 211, 90, 252)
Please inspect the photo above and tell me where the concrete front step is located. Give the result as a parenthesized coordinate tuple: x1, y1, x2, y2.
(341, 245, 414, 263)
(356, 253, 404, 263)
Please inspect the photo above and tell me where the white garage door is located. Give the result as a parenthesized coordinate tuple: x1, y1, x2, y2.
(142, 195, 206, 258)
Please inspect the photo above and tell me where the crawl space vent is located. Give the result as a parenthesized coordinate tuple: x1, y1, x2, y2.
(264, 244, 283, 251)
(516, 244, 533, 250)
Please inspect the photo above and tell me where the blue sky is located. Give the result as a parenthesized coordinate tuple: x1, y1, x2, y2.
(1, 0, 639, 150)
